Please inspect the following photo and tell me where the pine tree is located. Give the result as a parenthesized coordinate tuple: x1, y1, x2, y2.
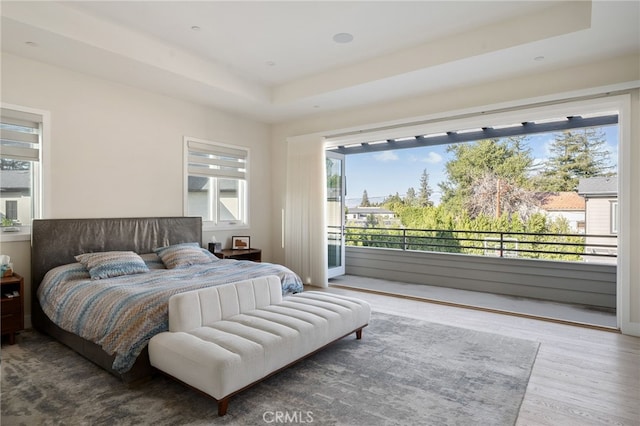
(417, 169, 433, 207)
(382, 192, 403, 210)
(536, 127, 613, 191)
(404, 187, 417, 206)
(360, 189, 371, 207)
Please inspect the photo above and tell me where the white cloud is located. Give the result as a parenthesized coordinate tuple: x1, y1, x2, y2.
(542, 138, 555, 156)
(421, 151, 443, 164)
(373, 151, 399, 162)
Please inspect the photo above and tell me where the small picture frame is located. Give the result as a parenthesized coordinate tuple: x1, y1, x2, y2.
(231, 236, 250, 250)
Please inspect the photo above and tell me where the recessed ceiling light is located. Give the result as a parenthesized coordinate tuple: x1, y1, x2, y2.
(25, 41, 38, 47)
(333, 33, 354, 44)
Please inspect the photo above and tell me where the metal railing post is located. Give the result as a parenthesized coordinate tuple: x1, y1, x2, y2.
(403, 229, 407, 251)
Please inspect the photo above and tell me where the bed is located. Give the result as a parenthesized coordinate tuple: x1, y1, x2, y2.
(31, 217, 303, 383)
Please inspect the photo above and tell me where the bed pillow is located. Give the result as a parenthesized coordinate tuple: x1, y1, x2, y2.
(75, 251, 150, 280)
(154, 242, 218, 269)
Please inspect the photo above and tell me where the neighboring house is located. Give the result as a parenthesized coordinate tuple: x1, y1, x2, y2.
(0, 169, 30, 226)
(346, 207, 401, 227)
(536, 192, 586, 233)
(577, 177, 618, 264)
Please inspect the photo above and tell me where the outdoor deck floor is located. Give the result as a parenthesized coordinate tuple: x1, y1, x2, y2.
(328, 274, 617, 329)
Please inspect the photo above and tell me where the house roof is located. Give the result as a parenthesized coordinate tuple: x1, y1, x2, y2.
(577, 177, 618, 197)
(0, 170, 30, 190)
(537, 192, 585, 211)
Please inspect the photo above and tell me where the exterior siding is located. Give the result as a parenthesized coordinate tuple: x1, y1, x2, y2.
(345, 246, 616, 308)
(585, 198, 615, 235)
(584, 198, 618, 264)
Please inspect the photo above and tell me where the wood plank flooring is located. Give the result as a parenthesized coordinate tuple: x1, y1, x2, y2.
(314, 285, 640, 426)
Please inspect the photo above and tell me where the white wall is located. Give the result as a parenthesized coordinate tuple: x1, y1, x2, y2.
(270, 53, 640, 334)
(0, 52, 273, 321)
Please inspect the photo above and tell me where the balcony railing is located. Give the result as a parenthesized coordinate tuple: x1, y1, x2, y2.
(331, 226, 617, 262)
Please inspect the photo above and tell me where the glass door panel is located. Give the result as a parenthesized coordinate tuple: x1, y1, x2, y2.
(326, 151, 345, 278)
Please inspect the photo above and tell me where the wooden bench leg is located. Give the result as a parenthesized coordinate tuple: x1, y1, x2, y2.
(218, 397, 229, 416)
(356, 328, 362, 340)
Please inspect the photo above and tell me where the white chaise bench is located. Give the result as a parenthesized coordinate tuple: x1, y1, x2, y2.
(148, 275, 371, 416)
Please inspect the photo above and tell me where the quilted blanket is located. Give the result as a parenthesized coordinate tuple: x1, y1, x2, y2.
(37, 255, 303, 373)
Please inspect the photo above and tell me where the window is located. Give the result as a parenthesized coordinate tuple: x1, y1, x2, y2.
(0, 106, 43, 231)
(5, 201, 17, 220)
(611, 201, 618, 234)
(184, 137, 248, 230)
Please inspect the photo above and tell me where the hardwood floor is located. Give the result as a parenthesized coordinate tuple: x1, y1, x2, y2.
(313, 285, 640, 426)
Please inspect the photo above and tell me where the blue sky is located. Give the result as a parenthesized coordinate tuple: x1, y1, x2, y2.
(345, 126, 619, 207)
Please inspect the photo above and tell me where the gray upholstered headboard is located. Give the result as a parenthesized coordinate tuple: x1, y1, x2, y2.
(31, 217, 202, 299)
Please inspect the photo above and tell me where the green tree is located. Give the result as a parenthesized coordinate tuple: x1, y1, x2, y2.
(536, 127, 613, 191)
(0, 159, 30, 170)
(325, 158, 340, 192)
(417, 169, 433, 207)
(404, 187, 417, 206)
(365, 213, 379, 228)
(383, 192, 403, 206)
(353, 201, 583, 262)
(360, 189, 371, 207)
(439, 137, 534, 217)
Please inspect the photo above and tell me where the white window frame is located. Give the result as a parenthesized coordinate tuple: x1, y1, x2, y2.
(610, 200, 618, 234)
(183, 136, 250, 231)
(0, 103, 49, 242)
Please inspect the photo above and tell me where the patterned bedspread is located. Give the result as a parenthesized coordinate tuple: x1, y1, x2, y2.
(37, 254, 303, 373)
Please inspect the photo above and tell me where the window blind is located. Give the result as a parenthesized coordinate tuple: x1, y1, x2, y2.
(0, 108, 41, 162)
(186, 140, 247, 180)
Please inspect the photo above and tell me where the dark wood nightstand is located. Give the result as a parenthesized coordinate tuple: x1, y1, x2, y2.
(212, 248, 262, 262)
(1, 273, 24, 345)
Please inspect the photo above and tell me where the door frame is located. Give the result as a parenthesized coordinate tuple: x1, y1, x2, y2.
(326, 150, 346, 278)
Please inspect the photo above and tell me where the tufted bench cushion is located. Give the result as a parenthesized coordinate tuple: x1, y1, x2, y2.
(148, 275, 371, 415)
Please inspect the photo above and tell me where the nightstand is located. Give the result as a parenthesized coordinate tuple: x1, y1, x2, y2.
(1, 273, 24, 345)
(212, 248, 262, 262)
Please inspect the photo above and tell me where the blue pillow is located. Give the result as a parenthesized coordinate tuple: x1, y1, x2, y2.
(75, 251, 149, 280)
(154, 242, 217, 269)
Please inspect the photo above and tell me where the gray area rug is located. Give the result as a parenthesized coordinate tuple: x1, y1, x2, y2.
(1, 312, 539, 425)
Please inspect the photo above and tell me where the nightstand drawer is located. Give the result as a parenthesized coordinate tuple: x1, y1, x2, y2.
(1, 298, 22, 314)
(1, 314, 22, 332)
(1, 273, 24, 344)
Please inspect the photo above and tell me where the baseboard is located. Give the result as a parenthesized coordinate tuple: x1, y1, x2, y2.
(621, 320, 640, 337)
